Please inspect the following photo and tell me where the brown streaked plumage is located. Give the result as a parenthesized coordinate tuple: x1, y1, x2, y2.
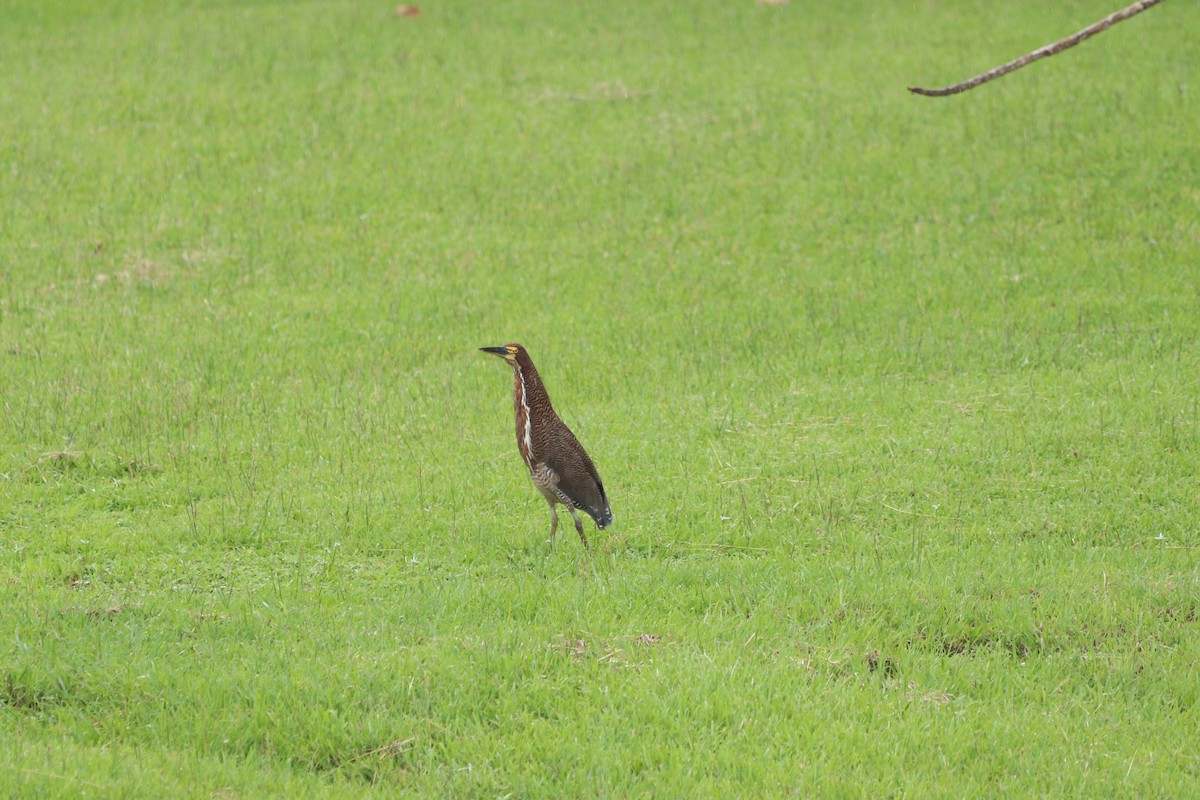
(480, 343, 612, 549)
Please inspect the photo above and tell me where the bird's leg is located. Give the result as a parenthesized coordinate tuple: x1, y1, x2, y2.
(548, 503, 559, 550)
(568, 506, 589, 550)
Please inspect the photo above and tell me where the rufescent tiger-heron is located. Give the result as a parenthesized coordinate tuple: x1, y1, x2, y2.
(480, 343, 612, 549)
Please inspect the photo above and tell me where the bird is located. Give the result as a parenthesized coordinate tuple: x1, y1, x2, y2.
(480, 343, 612, 549)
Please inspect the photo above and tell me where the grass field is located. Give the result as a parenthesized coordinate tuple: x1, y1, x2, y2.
(2, 0, 1198, 795)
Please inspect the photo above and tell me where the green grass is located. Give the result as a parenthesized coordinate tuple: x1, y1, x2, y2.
(2, 0, 1198, 795)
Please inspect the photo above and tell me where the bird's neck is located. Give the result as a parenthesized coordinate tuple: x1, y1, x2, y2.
(511, 362, 551, 469)
(513, 362, 552, 413)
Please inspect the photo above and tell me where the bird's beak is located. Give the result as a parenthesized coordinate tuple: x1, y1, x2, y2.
(479, 346, 509, 357)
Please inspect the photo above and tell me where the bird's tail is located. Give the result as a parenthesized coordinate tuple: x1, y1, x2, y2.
(590, 502, 613, 530)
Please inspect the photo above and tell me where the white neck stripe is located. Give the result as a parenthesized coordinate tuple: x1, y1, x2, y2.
(515, 365, 533, 468)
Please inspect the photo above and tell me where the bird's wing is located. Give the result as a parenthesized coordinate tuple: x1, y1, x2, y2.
(545, 444, 611, 528)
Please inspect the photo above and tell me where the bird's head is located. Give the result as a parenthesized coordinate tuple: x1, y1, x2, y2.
(479, 343, 526, 367)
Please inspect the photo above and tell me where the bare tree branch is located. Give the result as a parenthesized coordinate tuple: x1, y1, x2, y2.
(909, 0, 1165, 98)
